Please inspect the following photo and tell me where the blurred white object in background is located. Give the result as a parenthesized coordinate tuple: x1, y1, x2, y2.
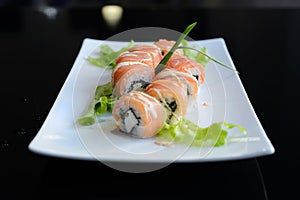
(101, 5, 123, 27)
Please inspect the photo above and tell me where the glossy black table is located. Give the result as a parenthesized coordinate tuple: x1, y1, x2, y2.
(1, 5, 299, 199)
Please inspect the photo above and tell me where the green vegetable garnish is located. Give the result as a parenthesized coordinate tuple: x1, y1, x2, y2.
(178, 42, 238, 73)
(155, 22, 197, 74)
(157, 118, 246, 147)
(88, 40, 134, 69)
(181, 39, 210, 66)
(154, 22, 237, 74)
(77, 82, 116, 126)
(94, 82, 113, 99)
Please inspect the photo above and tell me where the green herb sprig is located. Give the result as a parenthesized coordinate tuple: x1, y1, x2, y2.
(155, 22, 197, 74)
(154, 22, 238, 74)
(178, 46, 238, 73)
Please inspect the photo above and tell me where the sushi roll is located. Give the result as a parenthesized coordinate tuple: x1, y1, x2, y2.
(116, 44, 162, 69)
(116, 51, 156, 69)
(154, 68, 198, 110)
(128, 44, 162, 68)
(112, 44, 164, 97)
(112, 91, 167, 138)
(112, 63, 154, 97)
(144, 79, 188, 123)
(154, 39, 184, 56)
(165, 54, 205, 85)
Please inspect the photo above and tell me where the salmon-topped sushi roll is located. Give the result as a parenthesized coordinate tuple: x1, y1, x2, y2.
(165, 54, 205, 85)
(154, 39, 184, 56)
(112, 91, 166, 138)
(128, 44, 162, 68)
(116, 45, 162, 69)
(115, 51, 154, 69)
(155, 68, 198, 110)
(112, 63, 154, 97)
(145, 79, 188, 123)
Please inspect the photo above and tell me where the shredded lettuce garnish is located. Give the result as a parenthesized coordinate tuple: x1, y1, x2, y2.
(157, 118, 246, 147)
(77, 82, 116, 126)
(181, 39, 210, 66)
(88, 40, 134, 69)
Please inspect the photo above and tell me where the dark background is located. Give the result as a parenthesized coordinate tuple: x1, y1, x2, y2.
(1, 0, 299, 199)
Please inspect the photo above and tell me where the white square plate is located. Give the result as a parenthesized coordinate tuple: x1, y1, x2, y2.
(29, 38, 274, 162)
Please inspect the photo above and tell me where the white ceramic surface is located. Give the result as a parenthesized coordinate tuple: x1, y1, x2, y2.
(28, 38, 275, 162)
